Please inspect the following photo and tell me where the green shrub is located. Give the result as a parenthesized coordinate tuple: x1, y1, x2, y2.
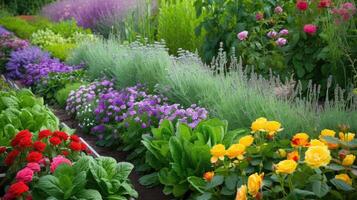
(0, 17, 37, 38)
(2, 0, 55, 15)
(31, 28, 68, 47)
(49, 20, 91, 38)
(44, 42, 76, 60)
(157, 0, 204, 55)
(55, 82, 83, 107)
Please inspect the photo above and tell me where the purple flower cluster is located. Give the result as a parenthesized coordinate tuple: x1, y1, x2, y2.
(42, 0, 135, 29)
(23, 58, 82, 86)
(5, 46, 50, 79)
(0, 26, 10, 35)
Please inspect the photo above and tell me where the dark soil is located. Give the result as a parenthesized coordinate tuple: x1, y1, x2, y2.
(51, 107, 172, 200)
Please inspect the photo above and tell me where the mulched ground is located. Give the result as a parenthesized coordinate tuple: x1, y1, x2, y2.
(51, 107, 172, 200)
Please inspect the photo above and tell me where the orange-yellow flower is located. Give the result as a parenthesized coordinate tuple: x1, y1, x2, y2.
(287, 151, 299, 162)
(320, 129, 339, 149)
(226, 144, 246, 160)
(305, 146, 331, 168)
(239, 135, 254, 147)
(235, 185, 247, 200)
(210, 144, 226, 163)
(309, 139, 326, 147)
(247, 173, 264, 197)
(203, 171, 214, 182)
(342, 154, 355, 166)
(291, 133, 309, 147)
(335, 173, 352, 185)
(275, 160, 298, 174)
(339, 132, 355, 142)
(265, 121, 283, 137)
(251, 117, 267, 133)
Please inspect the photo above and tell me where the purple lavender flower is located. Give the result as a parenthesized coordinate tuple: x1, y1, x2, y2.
(6, 46, 50, 79)
(0, 26, 10, 35)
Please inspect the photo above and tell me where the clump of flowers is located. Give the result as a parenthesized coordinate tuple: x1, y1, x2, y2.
(332, 2, 357, 24)
(31, 29, 69, 48)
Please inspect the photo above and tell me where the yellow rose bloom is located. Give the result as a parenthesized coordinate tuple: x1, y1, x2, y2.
(320, 129, 339, 149)
(335, 173, 352, 185)
(309, 139, 326, 147)
(339, 132, 355, 142)
(265, 121, 283, 136)
(235, 185, 247, 200)
(305, 146, 331, 168)
(248, 173, 264, 197)
(287, 151, 299, 162)
(210, 144, 226, 163)
(203, 171, 215, 182)
(239, 135, 254, 147)
(277, 149, 287, 158)
(342, 154, 356, 166)
(251, 117, 267, 133)
(291, 133, 309, 147)
(275, 160, 298, 174)
(226, 144, 246, 160)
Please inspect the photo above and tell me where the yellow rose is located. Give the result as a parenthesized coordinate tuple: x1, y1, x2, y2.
(305, 146, 331, 168)
(251, 117, 267, 133)
(235, 185, 247, 200)
(210, 144, 226, 163)
(335, 173, 352, 185)
(248, 173, 264, 197)
(291, 133, 309, 147)
(287, 151, 299, 162)
(320, 129, 339, 149)
(339, 132, 355, 142)
(277, 149, 287, 158)
(226, 144, 246, 160)
(275, 159, 298, 174)
(239, 135, 254, 147)
(342, 154, 356, 166)
(265, 121, 283, 136)
(203, 171, 214, 182)
(309, 139, 326, 147)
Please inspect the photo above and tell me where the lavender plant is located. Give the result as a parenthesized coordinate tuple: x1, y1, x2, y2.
(5, 46, 50, 79)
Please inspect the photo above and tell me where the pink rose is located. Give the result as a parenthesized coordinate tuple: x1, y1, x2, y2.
(279, 29, 289, 35)
(267, 30, 278, 38)
(304, 24, 317, 35)
(27, 162, 41, 173)
(50, 155, 72, 173)
(237, 31, 248, 41)
(275, 6, 283, 14)
(15, 168, 34, 183)
(276, 38, 287, 46)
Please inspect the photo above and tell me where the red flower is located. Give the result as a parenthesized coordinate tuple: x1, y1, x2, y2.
(53, 131, 68, 141)
(61, 150, 70, 156)
(26, 151, 43, 163)
(81, 143, 87, 151)
(11, 130, 32, 147)
(7, 181, 29, 197)
(304, 24, 317, 35)
(318, 0, 331, 8)
(38, 130, 52, 140)
(296, 0, 308, 11)
(70, 134, 80, 142)
(33, 141, 46, 152)
(0, 146, 7, 154)
(5, 150, 20, 166)
(69, 141, 82, 151)
(49, 136, 62, 146)
(18, 137, 33, 149)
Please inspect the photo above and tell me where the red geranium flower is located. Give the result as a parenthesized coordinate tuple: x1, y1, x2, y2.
(33, 141, 46, 152)
(0, 146, 7, 154)
(26, 151, 43, 163)
(318, 0, 331, 8)
(53, 131, 68, 141)
(11, 130, 32, 147)
(7, 181, 29, 197)
(38, 130, 52, 140)
(18, 137, 33, 149)
(5, 150, 20, 166)
(49, 136, 62, 146)
(61, 150, 70, 156)
(81, 142, 87, 151)
(69, 141, 82, 151)
(296, 0, 308, 11)
(70, 135, 80, 142)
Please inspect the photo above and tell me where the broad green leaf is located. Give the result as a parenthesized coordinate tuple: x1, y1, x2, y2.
(206, 175, 224, 189)
(311, 181, 329, 197)
(139, 172, 159, 187)
(172, 183, 189, 197)
(97, 157, 118, 179)
(35, 175, 64, 199)
(188, 176, 206, 193)
(76, 189, 103, 200)
(330, 178, 354, 191)
(115, 162, 134, 180)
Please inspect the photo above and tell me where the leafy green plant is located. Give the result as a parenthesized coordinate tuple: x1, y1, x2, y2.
(0, 89, 59, 146)
(157, 0, 204, 55)
(0, 17, 37, 38)
(2, 0, 55, 15)
(140, 119, 244, 197)
(44, 42, 76, 61)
